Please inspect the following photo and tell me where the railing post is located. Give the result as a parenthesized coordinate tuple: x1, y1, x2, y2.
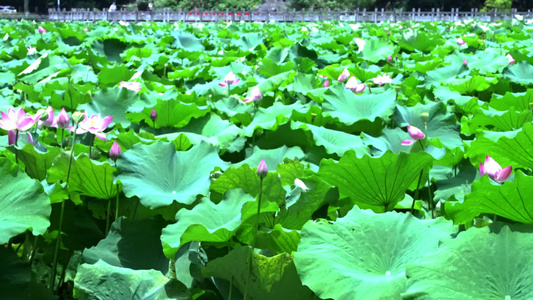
(417, 8, 421, 17)
(355, 8, 359, 22)
(411, 8, 415, 20)
(393, 9, 397, 22)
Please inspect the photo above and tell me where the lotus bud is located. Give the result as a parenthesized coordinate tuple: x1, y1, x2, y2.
(323, 76, 329, 88)
(91, 148, 102, 160)
(84, 28, 89, 33)
(109, 141, 122, 162)
(38, 26, 46, 34)
(55, 108, 70, 129)
(257, 159, 268, 179)
(407, 125, 425, 140)
(394, 86, 402, 92)
(479, 155, 512, 182)
(420, 112, 429, 119)
(463, 59, 468, 66)
(387, 31, 390, 36)
(387, 55, 392, 63)
(294, 178, 309, 192)
(38, 110, 49, 122)
(72, 111, 85, 124)
(150, 109, 157, 121)
(457, 37, 465, 46)
(506, 54, 515, 65)
(337, 68, 350, 82)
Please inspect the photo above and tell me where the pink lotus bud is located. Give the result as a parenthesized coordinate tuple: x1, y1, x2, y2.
(41, 106, 54, 127)
(323, 76, 329, 88)
(457, 37, 465, 46)
(407, 125, 425, 140)
(387, 31, 390, 36)
(346, 76, 365, 93)
(244, 86, 262, 103)
(337, 68, 350, 82)
(54, 108, 70, 129)
(401, 139, 414, 146)
(463, 59, 468, 66)
(479, 155, 512, 182)
(84, 28, 89, 33)
(399, 25, 403, 30)
(506, 54, 515, 65)
(387, 56, 392, 63)
(109, 141, 122, 162)
(257, 159, 268, 179)
(38, 26, 46, 34)
(8, 130, 15, 145)
(150, 109, 157, 121)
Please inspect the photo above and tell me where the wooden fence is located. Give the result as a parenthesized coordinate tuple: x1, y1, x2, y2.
(13, 8, 533, 23)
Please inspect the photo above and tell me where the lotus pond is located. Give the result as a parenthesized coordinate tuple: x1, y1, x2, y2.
(2, 18, 533, 299)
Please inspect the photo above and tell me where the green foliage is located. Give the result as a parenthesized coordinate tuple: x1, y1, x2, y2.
(481, 0, 512, 12)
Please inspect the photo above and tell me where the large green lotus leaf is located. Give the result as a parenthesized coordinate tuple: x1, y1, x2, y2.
(321, 85, 395, 126)
(258, 59, 296, 77)
(361, 128, 411, 156)
(161, 189, 254, 258)
(244, 102, 306, 137)
(294, 208, 456, 300)
(73, 260, 169, 300)
(466, 122, 533, 170)
(15, 143, 61, 181)
(234, 32, 264, 51)
(395, 101, 463, 150)
(426, 64, 468, 86)
(276, 158, 306, 186)
(398, 31, 443, 52)
(504, 61, 533, 85)
(47, 153, 118, 199)
(283, 73, 316, 94)
(130, 98, 210, 129)
(18, 53, 69, 85)
(115, 141, 229, 209)
(91, 38, 127, 63)
(360, 38, 394, 63)
(291, 121, 371, 157)
(318, 151, 433, 211)
(452, 172, 533, 224)
(202, 246, 313, 300)
(0, 247, 54, 300)
(489, 89, 533, 112)
(209, 164, 286, 204)
(171, 31, 204, 51)
(433, 163, 476, 203)
(403, 227, 533, 300)
(97, 64, 134, 88)
(461, 107, 532, 134)
(276, 174, 338, 230)
(255, 224, 301, 254)
(449, 75, 494, 94)
(234, 146, 305, 172)
(80, 87, 156, 127)
(83, 217, 169, 273)
(160, 114, 244, 152)
(468, 53, 509, 75)
(0, 158, 50, 243)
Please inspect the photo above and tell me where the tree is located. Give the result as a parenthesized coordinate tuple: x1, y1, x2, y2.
(481, 0, 512, 11)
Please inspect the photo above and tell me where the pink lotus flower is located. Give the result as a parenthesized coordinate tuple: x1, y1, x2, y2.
(479, 155, 512, 182)
(244, 86, 262, 103)
(387, 56, 392, 63)
(0, 108, 40, 132)
(506, 54, 515, 65)
(219, 72, 240, 87)
(457, 37, 465, 46)
(346, 77, 365, 93)
(27, 46, 37, 55)
(109, 141, 122, 162)
(7, 130, 34, 146)
(401, 125, 425, 146)
(337, 68, 350, 82)
(119, 81, 141, 93)
(463, 59, 468, 66)
(150, 109, 157, 121)
(257, 159, 268, 179)
(84, 28, 89, 33)
(38, 26, 46, 34)
(372, 74, 393, 87)
(69, 112, 113, 141)
(52, 108, 70, 129)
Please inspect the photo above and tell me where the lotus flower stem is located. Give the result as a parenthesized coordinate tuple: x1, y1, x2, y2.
(88, 134, 95, 159)
(29, 235, 39, 266)
(427, 178, 434, 218)
(411, 169, 424, 214)
(227, 85, 231, 97)
(14, 130, 18, 164)
(106, 197, 112, 235)
(244, 177, 264, 300)
(50, 123, 78, 291)
(115, 186, 120, 221)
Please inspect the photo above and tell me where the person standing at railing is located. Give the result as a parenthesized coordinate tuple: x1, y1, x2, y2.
(148, 2, 154, 12)
(109, 2, 117, 13)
